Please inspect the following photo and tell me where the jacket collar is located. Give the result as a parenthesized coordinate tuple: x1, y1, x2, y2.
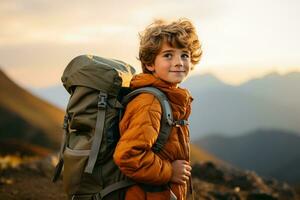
(130, 73, 193, 108)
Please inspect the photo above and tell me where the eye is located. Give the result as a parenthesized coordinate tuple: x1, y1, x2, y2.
(163, 53, 172, 59)
(181, 53, 190, 60)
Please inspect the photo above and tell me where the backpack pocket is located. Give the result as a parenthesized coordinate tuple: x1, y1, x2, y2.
(63, 147, 90, 195)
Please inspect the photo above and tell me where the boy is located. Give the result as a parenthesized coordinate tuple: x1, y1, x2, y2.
(113, 18, 202, 200)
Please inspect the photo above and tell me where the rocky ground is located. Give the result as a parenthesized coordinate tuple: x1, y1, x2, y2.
(0, 155, 66, 200)
(191, 162, 299, 200)
(0, 156, 299, 200)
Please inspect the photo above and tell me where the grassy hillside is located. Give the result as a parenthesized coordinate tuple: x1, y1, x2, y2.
(190, 143, 227, 166)
(0, 69, 64, 152)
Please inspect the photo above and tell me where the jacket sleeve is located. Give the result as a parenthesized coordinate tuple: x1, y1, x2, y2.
(113, 94, 173, 185)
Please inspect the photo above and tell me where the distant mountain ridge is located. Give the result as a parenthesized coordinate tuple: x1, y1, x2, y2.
(182, 71, 300, 139)
(238, 71, 300, 107)
(31, 85, 69, 109)
(32, 71, 300, 139)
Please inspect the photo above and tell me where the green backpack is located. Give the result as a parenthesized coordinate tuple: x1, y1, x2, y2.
(52, 55, 174, 200)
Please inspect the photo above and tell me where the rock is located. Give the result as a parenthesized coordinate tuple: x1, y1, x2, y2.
(262, 178, 296, 200)
(247, 191, 278, 200)
(192, 161, 226, 184)
(20, 154, 58, 178)
(191, 162, 299, 200)
(1, 157, 299, 200)
(0, 178, 14, 185)
(208, 191, 241, 200)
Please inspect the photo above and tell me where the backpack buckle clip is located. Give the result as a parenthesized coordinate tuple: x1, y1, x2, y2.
(63, 115, 69, 129)
(173, 120, 189, 127)
(98, 92, 107, 108)
(167, 118, 173, 126)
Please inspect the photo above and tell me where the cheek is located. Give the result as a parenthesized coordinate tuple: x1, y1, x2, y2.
(184, 63, 191, 70)
(155, 62, 169, 71)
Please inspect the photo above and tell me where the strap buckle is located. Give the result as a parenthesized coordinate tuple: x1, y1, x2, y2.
(63, 115, 69, 129)
(71, 193, 101, 200)
(167, 114, 173, 126)
(173, 120, 189, 127)
(98, 92, 107, 108)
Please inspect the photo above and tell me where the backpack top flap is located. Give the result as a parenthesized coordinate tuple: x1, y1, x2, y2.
(62, 55, 136, 96)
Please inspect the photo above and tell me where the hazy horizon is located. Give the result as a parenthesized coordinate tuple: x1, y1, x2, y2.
(1, 0, 300, 88)
(2, 67, 300, 91)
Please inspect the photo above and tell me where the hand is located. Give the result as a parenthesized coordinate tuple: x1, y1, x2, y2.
(170, 160, 192, 185)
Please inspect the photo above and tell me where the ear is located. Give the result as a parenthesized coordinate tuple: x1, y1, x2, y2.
(146, 64, 155, 72)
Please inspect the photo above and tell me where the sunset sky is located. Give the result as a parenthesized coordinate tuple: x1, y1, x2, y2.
(1, 0, 300, 88)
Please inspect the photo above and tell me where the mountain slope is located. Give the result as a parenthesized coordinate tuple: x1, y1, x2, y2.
(190, 143, 228, 167)
(189, 85, 300, 138)
(270, 155, 300, 184)
(195, 129, 300, 183)
(0, 69, 64, 152)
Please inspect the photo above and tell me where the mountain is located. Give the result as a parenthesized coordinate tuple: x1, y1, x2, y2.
(34, 71, 300, 139)
(0, 69, 64, 154)
(189, 84, 300, 139)
(270, 155, 300, 184)
(183, 71, 300, 139)
(31, 73, 228, 110)
(195, 129, 300, 184)
(181, 73, 228, 91)
(238, 71, 300, 107)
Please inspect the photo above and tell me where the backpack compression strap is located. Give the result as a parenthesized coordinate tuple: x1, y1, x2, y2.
(53, 91, 107, 178)
(122, 87, 173, 153)
(84, 91, 108, 174)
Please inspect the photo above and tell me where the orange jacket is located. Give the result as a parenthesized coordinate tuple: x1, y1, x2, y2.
(113, 73, 193, 200)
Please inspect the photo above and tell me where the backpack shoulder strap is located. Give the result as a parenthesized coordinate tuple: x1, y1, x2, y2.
(122, 87, 173, 153)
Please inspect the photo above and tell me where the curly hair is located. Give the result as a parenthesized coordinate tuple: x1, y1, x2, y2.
(139, 18, 202, 73)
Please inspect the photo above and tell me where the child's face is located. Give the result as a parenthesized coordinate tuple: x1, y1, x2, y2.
(146, 41, 192, 86)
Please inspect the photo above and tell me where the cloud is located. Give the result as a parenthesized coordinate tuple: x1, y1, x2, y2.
(0, 0, 224, 45)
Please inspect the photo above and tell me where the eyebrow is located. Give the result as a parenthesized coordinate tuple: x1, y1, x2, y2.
(160, 49, 190, 54)
(161, 49, 174, 54)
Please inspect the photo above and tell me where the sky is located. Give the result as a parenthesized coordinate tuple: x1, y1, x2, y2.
(1, 0, 300, 88)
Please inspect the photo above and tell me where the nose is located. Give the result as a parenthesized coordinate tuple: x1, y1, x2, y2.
(174, 55, 184, 67)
